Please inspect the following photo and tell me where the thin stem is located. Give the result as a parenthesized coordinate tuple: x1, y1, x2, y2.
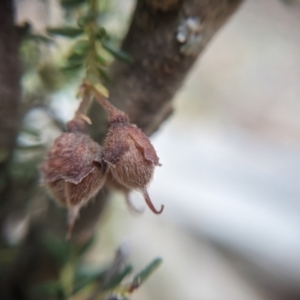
(142, 188, 164, 214)
(81, 0, 124, 122)
(75, 0, 100, 120)
(74, 87, 92, 123)
(85, 0, 99, 83)
(88, 82, 124, 119)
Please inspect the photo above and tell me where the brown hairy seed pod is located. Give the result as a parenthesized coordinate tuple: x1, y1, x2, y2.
(88, 83, 164, 214)
(40, 118, 107, 239)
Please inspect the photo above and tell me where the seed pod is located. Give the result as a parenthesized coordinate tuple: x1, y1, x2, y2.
(40, 119, 107, 239)
(103, 113, 163, 214)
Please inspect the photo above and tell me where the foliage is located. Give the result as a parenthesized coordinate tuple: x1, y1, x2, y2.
(34, 233, 162, 300)
(43, 0, 132, 86)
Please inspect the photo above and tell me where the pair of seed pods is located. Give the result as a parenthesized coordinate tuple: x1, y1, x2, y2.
(40, 84, 164, 239)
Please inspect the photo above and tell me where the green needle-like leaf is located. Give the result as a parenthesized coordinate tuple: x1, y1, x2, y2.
(47, 27, 84, 38)
(73, 268, 106, 295)
(27, 33, 54, 43)
(61, 0, 87, 8)
(104, 265, 133, 290)
(96, 55, 108, 66)
(102, 41, 133, 63)
(60, 62, 83, 73)
(97, 66, 110, 82)
(68, 52, 86, 65)
(128, 258, 162, 293)
(71, 39, 90, 55)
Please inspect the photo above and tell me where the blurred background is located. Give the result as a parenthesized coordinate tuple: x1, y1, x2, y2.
(15, 0, 300, 299)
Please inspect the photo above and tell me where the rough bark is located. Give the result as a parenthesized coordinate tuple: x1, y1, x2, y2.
(0, 0, 27, 247)
(0, 0, 22, 173)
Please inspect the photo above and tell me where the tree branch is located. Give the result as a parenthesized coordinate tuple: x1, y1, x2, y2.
(0, 0, 23, 211)
(90, 0, 243, 140)
(0, 0, 22, 169)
